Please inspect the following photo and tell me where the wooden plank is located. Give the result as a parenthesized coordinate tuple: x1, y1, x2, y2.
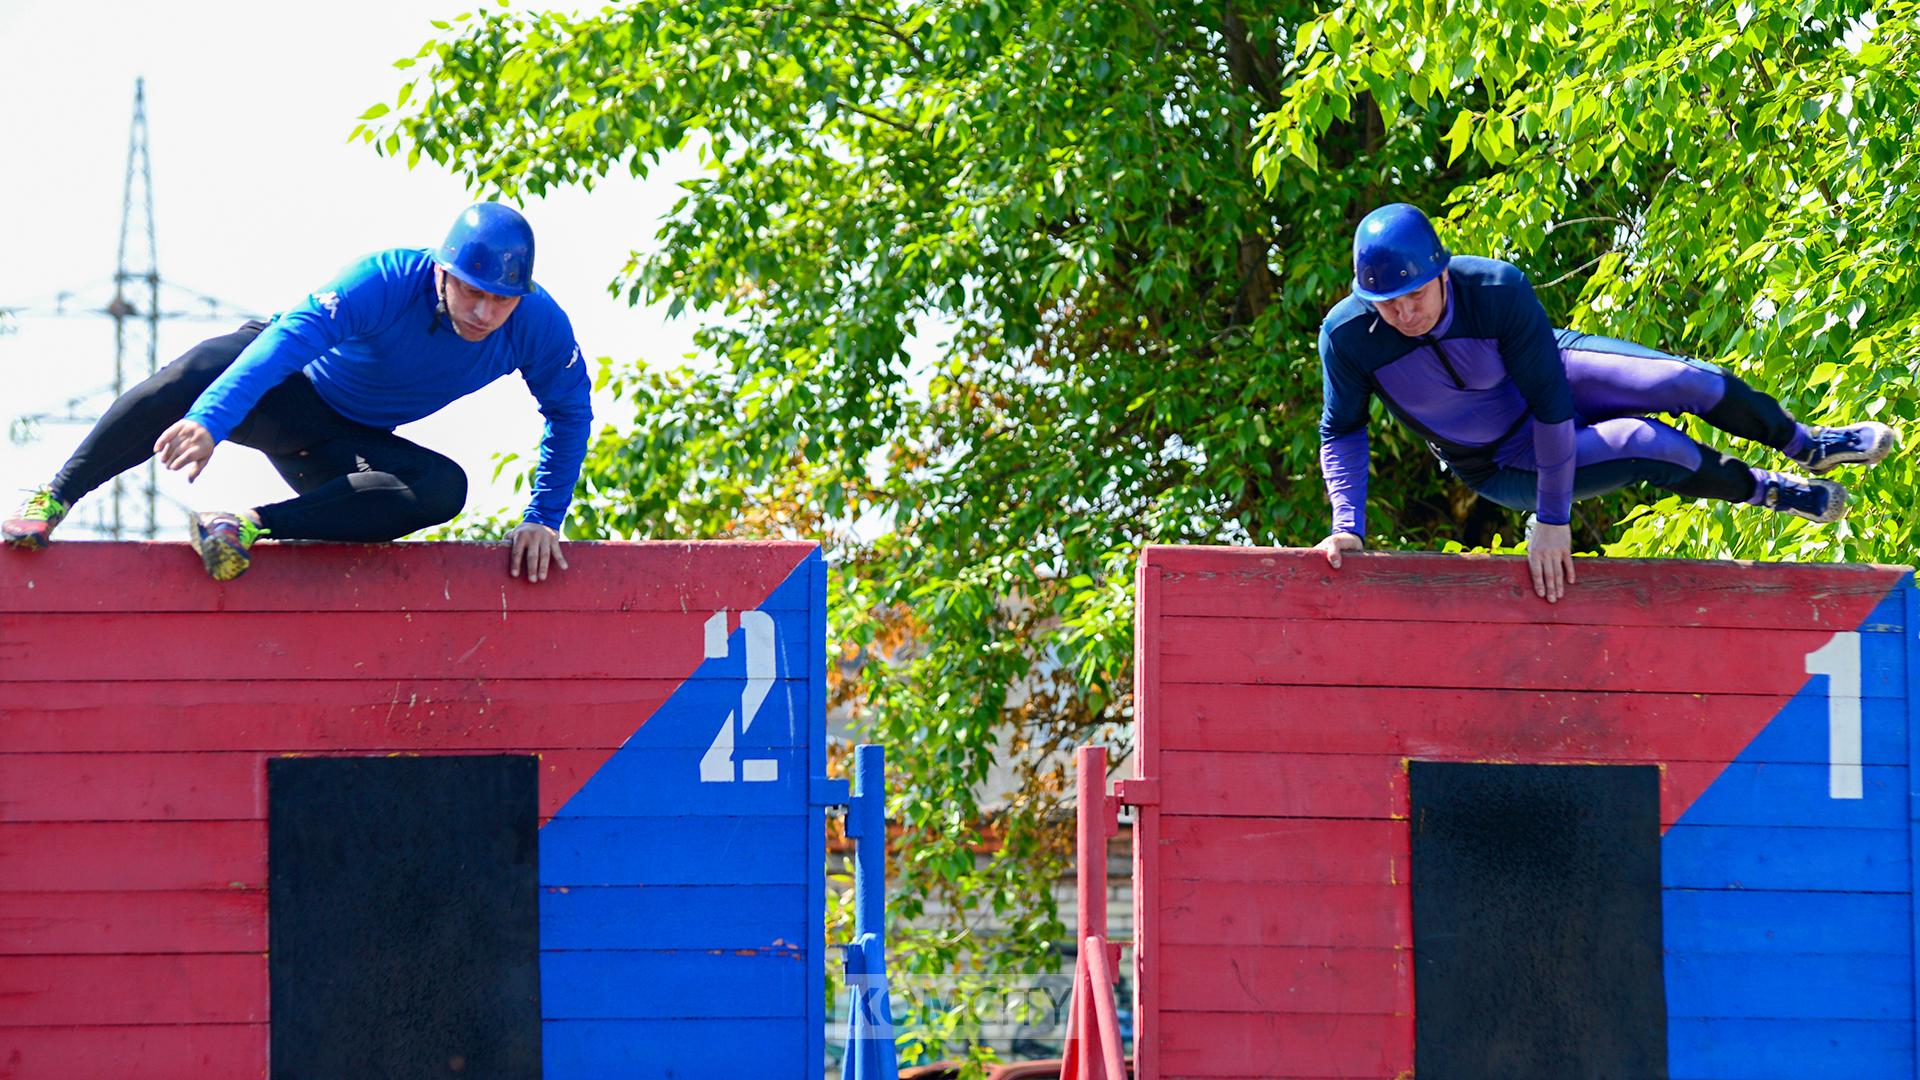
(1668, 1017, 1914, 1079)
(1666, 950, 1912, 1020)
(1153, 752, 1862, 827)
(544, 1018, 806, 1075)
(536, 747, 809, 819)
(0, 752, 263, 822)
(1153, 1010, 1411, 1078)
(0, 954, 267, 1026)
(541, 949, 806, 1019)
(0, 610, 816, 683)
(1157, 817, 1406, 885)
(0, 540, 815, 614)
(1156, 945, 1408, 1015)
(0, 748, 802, 823)
(805, 548, 830, 1078)
(1906, 576, 1920, 1080)
(0, 679, 799, 753)
(1159, 616, 1906, 698)
(1155, 683, 1909, 765)
(540, 885, 807, 951)
(0, 1024, 266, 1080)
(1671, 762, 1907, 830)
(0, 822, 264, 891)
(1144, 545, 1907, 632)
(539, 815, 809, 887)
(0, 890, 264, 955)
(1157, 881, 1406, 948)
(1663, 824, 1910, 892)
(1662, 889, 1910, 956)
(1134, 553, 1164, 1080)
(1159, 751, 1402, 819)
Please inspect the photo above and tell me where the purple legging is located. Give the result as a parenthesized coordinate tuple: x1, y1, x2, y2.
(1470, 331, 1801, 513)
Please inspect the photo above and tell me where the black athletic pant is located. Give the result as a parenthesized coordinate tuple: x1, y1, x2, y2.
(49, 322, 467, 542)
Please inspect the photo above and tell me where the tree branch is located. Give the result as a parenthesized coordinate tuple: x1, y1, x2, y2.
(1536, 251, 1612, 289)
(837, 98, 918, 133)
(763, 4, 930, 65)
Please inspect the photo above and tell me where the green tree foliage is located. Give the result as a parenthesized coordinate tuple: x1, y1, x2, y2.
(367, 0, 1920, 1054)
(365, 0, 1508, 1008)
(1259, 0, 1920, 563)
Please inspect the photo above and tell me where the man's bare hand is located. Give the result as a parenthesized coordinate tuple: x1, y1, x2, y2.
(153, 420, 216, 482)
(508, 522, 569, 583)
(1527, 519, 1576, 603)
(1315, 531, 1364, 569)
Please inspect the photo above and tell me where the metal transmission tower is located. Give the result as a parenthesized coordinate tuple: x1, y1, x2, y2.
(112, 76, 161, 539)
(3, 78, 259, 539)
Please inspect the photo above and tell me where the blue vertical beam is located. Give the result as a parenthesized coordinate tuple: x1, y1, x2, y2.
(809, 548, 830, 1077)
(853, 745, 888, 944)
(1906, 575, 1919, 1080)
(843, 743, 897, 1080)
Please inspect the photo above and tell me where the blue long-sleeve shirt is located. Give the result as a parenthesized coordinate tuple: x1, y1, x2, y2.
(1317, 256, 1577, 537)
(185, 248, 593, 529)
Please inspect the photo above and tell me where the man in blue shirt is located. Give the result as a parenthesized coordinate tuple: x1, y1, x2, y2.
(4, 204, 591, 582)
(1316, 203, 1898, 602)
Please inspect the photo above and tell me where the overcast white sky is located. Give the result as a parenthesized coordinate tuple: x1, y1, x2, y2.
(0, 0, 701, 538)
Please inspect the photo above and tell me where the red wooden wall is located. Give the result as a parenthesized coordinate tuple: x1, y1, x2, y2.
(1127, 545, 1910, 1080)
(0, 540, 814, 1079)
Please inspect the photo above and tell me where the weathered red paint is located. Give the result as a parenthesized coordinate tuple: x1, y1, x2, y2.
(0, 540, 812, 1079)
(1117, 546, 1908, 1080)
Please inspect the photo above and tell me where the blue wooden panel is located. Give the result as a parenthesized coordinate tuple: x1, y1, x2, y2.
(556, 746, 812, 817)
(1722, 688, 1909, 767)
(542, 949, 807, 1019)
(1664, 825, 1909, 892)
(1662, 889, 1910, 955)
(1674, 763, 1907, 829)
(1668, 580, 1918, 1076)
(1668, 1018, 1914, 1079)
(618, 679, 810, 748)
(1907, 575, 1920, 1080)
(1666, 951, 1911, 1020)
(805, 549, 831, 1077)
(545, 1018, 808, 1074)
(540, 816, 810, 887)
(540, 885, 807, 950)
(534, 551, 835, 1074)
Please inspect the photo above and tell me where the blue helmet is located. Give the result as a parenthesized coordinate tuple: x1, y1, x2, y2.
(435, 203, 535, 297)
(1351, 203, 1450, 302)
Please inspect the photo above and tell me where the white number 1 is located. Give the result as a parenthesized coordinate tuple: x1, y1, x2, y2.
(1806, 632, 1863, 800)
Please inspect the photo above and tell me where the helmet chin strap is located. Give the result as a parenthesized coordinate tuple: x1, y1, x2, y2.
(433, 272, 451, 334)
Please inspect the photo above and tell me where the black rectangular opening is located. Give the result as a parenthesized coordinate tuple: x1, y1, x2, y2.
(269, 755, 541, 1079)
(1410, 761, 1667, 1079)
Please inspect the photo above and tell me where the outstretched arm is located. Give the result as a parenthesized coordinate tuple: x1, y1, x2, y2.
(1318, 323, 1374, 566)
(1493, 271, 1578, 602)
(512, 330, 593, 582)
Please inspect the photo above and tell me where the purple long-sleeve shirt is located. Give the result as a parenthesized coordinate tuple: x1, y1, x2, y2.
(1317, 256, 1576, 537)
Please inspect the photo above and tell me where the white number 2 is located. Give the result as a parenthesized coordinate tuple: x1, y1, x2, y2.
(700, 609, 779, 784)
(1805, 632, 1863, 800)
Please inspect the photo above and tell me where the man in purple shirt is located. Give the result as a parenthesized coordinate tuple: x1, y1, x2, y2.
(1315, 203, 1898, 602)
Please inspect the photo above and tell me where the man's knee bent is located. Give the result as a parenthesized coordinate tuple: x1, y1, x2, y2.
(410, 459, 468, 528)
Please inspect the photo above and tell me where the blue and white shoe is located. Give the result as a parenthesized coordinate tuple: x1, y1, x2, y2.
(1756, 473, 1848, 524)
(1797, 421, 1900, 475)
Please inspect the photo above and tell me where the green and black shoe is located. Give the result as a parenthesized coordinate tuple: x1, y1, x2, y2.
(3, 488, 68, 550)
(186, 511, 269, 581)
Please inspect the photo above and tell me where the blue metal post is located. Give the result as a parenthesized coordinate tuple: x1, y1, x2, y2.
(843, 743, 898, 1079)
(853, 744, 888, 945)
